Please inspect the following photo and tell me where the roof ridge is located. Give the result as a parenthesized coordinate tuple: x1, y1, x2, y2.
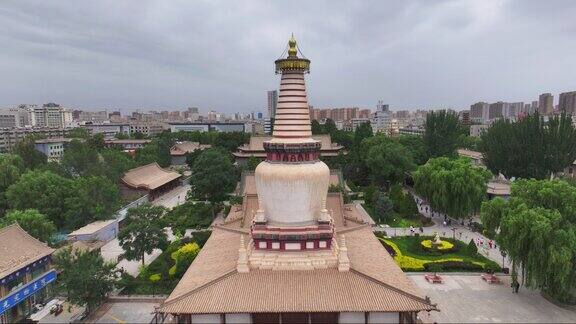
(213, 224, 250, 235)
(159, 269, 238, 310)
(336, 224, 369, 234)
(349, 268, 437, 310)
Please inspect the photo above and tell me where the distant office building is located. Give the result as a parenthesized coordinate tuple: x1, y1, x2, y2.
(168, 122, 244, 133)
(371, 101, 391, 134)
(470, 124, 489, 137)
(0, 127, 67, 153)
(267, 90, 278, 118)
(0, 110, 20, 128)
(559, 91, 576, 115)
(349, 118, 371, 131)
(34, 138, 73, 162)
(470, 102, 489, 124)
(538, 93, 553, 115)
(34, 103, 71, 128)
(130, 122, 166, 136)
(80, 124, 130, 139)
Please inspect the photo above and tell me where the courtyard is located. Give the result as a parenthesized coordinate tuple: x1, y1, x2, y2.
(410, 274, 576, 323)
(91, 301, 160, 323)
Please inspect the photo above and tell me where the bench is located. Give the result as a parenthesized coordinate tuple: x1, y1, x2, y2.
(425, 273, 443, 284)
(481, 273, 501, 284)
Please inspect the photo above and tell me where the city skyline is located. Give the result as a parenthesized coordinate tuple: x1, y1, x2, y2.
(1, 1, 576, 112)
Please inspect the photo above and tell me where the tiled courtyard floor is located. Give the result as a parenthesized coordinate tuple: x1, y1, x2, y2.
(410, 274, 576, 323)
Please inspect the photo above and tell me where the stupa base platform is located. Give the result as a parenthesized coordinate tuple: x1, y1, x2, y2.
(248, 238, 339, 271)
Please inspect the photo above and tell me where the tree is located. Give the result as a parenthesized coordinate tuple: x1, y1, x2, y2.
(396, 135, 427, 165)
(135, 138, 172, 168)
(354, 122, 373, 147)
(66, 127, 90, 139)
(118, 204, 169, 266)
(424, 110, 460, 159)
(61, 140, 101, 176)
(480, 179, 576, 302)
(372, 192, 394, 224)
(246, 156, 261, 171)
(413, 157, 491, 219)
(65, 176, 122, 229)
(53, 247, 118, 314)
(189, 148, 237, 204)
(13, 136, 47, 169)
(5, 170, 74, 228)
(87, 133, 105, 150)
(365, 141, 415, 187)
(481, 113, 576, 179)
(311, 120, 323, 134)
(0, 154, 25, 212)
(0, 209, 56, 244)
(324, 119, 338, 135)
(164, 202, 214, 236)
(100, 149, 136, 182)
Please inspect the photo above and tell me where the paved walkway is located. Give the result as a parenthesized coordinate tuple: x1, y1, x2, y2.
(410, 274, 576, 323)
(152, 184, 190, 209)
(373, 191, 511, 269)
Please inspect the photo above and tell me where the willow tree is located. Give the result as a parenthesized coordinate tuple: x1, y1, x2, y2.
(413, 157, 491, 219)
(481, 179, 576, 302)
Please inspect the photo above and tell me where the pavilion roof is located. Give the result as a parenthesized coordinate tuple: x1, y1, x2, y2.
(0, 224, 54, 279)
(121, 162, 181, 190)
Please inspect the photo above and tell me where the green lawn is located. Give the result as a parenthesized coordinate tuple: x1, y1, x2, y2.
(364, 205, 433, 228)
(379, 235, 502, 272)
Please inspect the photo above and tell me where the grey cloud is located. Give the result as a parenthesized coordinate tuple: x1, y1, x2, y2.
(0, 0, 575, 113)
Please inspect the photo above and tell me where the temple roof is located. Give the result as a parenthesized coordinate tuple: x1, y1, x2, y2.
(234, 134, 343, 157)
(157, 175, 436, 315)
(0, 224, 54, 279)
(121, 162, 181, 190)
(170, 141, 211, 156)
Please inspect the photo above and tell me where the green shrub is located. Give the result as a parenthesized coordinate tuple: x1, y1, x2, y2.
(466, 239, 478, 255)
(424, 260, 483, 272)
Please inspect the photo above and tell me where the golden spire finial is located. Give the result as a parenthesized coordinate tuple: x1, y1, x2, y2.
(288, 34, 297, 58)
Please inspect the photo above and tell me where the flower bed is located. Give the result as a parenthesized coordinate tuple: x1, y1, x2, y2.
(378, 236, 501, 272)
(420, 239, 454, 251)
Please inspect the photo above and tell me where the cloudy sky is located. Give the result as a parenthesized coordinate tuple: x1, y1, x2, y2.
(0, 0, 575, 114)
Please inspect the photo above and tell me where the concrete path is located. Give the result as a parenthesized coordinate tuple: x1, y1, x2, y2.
(152, 184, 190, 209)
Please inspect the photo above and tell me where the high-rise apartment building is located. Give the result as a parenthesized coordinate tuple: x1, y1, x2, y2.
(559, 91, 576, 115)
(488, 102, 506, 120)
(538, 93, 554, 115)
(470, 102, 489, 124)
(507, 102, 524, 119)
(267, 90, 278, 118)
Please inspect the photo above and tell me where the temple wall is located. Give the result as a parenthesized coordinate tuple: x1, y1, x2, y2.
(190, 314, 220, 323)
(339, 312, 365, 323)
(368, 312, 400, 323)
(225, 313, 251, 323)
